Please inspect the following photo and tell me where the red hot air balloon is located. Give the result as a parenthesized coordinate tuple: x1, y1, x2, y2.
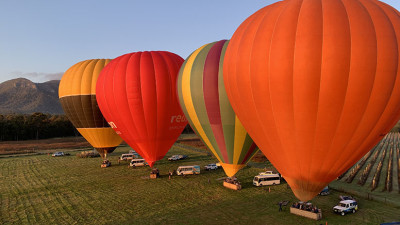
(96, 51, 187, 167)
(223, 0, 400, 201)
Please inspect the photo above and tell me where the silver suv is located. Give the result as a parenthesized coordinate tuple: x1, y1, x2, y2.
(333, 200, 358, 216)
(204, 164, 218, 170)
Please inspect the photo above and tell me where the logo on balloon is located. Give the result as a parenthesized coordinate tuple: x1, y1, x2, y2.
(170, 115, 187, 124)
(108, 121, 117, 129)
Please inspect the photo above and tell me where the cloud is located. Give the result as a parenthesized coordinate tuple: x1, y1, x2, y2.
(10, 71, 64, 81)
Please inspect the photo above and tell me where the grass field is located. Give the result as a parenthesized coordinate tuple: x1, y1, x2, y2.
(1, 140, 400, 225)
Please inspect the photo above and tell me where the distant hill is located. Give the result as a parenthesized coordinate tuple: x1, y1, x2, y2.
(0, 78, 63, 114)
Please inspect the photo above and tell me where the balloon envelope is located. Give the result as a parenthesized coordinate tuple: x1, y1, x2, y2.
(59, 59, 123, 158)
(223, 0, 400, 201)
(96, 51, 187, 167)
(177, 40, 258, 177)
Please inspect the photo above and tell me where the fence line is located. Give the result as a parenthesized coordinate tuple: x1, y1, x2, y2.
(330, 185, 400, 207)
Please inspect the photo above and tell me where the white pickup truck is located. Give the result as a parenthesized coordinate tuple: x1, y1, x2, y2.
(204, 163, 219, 170)
(52, 152, 64, 157)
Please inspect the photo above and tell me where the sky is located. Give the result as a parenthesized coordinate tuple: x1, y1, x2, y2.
(0, 0, 399, 84)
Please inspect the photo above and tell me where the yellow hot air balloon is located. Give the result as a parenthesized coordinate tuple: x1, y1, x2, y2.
(177, 40, 258, 177)
(59, 59, 123, 160)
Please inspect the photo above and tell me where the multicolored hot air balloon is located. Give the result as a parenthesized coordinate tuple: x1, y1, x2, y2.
(96, 51, 187, 167)
(177, 40, 258, 177)
(59, 59, 123, 159)
(223, 0, 400, 201)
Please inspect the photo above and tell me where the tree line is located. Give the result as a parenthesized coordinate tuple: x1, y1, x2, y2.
(0, 113, 76, 141)
(0, 112, 194, 142)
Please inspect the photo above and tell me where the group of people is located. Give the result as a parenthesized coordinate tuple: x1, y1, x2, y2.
(148, 169, 175, 179)
(292, 202, 320, 213)
(101, 159, 111, 167)
(224, 177, 241, 186)
(150, 168, 160, 178)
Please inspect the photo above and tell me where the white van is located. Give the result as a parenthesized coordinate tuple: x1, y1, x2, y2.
(129, 159, 148, 167)
(176, 165, 200, 175)
(253, 173, 281, 186)
(119, 153, 138, 162)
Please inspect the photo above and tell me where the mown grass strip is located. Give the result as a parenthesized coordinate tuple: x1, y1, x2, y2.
(384, 147, 394, 192)
(371, 145, 388, 191)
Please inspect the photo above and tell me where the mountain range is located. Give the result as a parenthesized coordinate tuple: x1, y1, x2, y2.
(0, 78, 64, 114)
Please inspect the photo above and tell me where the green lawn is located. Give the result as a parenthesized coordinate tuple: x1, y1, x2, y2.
(1, 144, 399, 225)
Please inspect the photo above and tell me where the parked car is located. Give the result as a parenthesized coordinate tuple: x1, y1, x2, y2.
(176, 165, 200, 175)
(204, 164, 219, 170)
(168, 155, 188, 161)
(319, 186, 330, 196)
(52, 152, 64, 157)
(129, 159, 149, 167)
(339, 195, 355, 201)
(258, 171, 275, 175)
(129, 150, 137, 154)
(333, 199, 358, 216)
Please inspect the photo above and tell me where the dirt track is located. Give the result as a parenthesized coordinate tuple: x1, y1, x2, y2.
(0, 135, 268, 163)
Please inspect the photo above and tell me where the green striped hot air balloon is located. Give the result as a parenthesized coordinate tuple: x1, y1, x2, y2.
(177, 40, 258, 177)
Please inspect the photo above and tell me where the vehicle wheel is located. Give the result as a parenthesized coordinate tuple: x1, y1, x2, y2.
(341, 212, 345, 216)
(352, 209, 355, 213)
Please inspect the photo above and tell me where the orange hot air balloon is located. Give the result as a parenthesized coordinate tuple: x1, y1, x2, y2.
(96, 51, 187, 167)
(223, 0, 400, 201)
(59, 59, 123, 159)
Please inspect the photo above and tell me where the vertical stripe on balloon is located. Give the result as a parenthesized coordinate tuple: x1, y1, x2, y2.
(177, 40, 258, 177)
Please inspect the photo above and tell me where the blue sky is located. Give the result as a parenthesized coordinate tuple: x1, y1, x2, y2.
(0, 0, 399, 83)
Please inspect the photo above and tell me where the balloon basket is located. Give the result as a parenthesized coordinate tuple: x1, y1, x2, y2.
(150, 168, 160, 179)
(101, 159, 111, 168)
(289, 207, 322, 220)
(223, 177, 242, 190)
